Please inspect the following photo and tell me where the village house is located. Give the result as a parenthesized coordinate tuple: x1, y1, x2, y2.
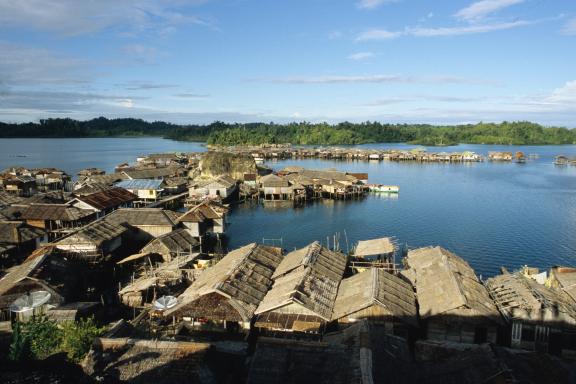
(117, 251, 200, 307)
(162, 177, 188, 195)
(77, 168, 106, 177)
(0, 221, 46, 266)
(164, 243, 283, 333)
(74, 172, 128, 191)
(70, 187, 137, 218)
(178, 200, 229, 237)
(0, 248, 70, 321)
(2, 175, 37, 197)
(353, 237, 396, 264)
(488, 151, 513, 161)
(0, 190, 23, 208)
(331, 269, 418, 338)
(54, 219, 129, 264)
(260, 174, 293, 201)
(104, 208, 180, 238)
(254, 241, 347, 336)
(188, 175, 237, 201)
(121, 165, 187, 180)
(403, 246, 502, 344)
(485, 270, 576, 357)
(138, 153, 186, 167)
(32, 168, 71, 192)
(115, 179, 165, 202)
(139, 228, 200, 263)
(10, 204, 96, 241)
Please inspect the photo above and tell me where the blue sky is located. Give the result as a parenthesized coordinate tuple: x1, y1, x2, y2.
(1, 0, 575, 126)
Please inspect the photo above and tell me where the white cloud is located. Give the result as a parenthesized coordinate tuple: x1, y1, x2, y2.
(561, 18, 576, 35)
(0, 0, 212, 36)
(348, 52, 375, 61)
(356, 29, 402, 41)
(357, 0, 399, 10)
(357, 20, 531, 40)
(263, 74, 491, 85)
(455, 0, 524, 22)
(407, 20, 531, 37)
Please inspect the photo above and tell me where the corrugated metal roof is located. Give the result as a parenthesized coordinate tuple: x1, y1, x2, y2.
(115, 179, 164, 190)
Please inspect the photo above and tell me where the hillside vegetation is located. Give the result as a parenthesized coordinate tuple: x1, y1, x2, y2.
(1, 118, 574, 146)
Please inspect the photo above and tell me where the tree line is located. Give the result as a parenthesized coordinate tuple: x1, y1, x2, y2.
(1, 117, 574, 146)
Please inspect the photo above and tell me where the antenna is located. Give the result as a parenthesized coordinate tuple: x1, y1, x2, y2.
(153, 295, 178, 311)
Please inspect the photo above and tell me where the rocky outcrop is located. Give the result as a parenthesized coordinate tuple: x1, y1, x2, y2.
(199, 151, 257, 180)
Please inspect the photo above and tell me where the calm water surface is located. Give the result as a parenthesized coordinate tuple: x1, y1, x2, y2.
(1, 138, 575, 276)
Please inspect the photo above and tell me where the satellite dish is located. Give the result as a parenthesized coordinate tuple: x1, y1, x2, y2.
(10, 291, 51, 313)
(153, 295, 177, 311)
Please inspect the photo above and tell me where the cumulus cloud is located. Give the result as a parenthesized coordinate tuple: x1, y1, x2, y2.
(455, 0, 524, 22)
(0, 0, 212, 36)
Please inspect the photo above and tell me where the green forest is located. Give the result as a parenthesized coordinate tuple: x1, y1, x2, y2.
(1, 117, 574, 146)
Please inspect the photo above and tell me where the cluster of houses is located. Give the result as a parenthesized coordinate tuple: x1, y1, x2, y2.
(77, 239, 576, 382)
(2, 150, 576, 382)
(213, 144, 489, 163)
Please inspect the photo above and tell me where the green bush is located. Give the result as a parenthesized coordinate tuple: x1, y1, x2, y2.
(9, 315, 105, 363)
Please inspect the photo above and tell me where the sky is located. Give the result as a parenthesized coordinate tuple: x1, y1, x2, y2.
(0, 0, 575, 126)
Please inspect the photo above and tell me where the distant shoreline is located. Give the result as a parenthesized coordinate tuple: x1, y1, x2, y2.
(1, 117, 575, 146)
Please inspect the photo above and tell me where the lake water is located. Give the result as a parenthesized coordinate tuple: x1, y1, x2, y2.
(1, 138, 576, 277)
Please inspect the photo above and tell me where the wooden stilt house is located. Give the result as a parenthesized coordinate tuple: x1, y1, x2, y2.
(163, 243, 283, 333)
(403, 246, 502, 344)
(254, 241, 347, 336)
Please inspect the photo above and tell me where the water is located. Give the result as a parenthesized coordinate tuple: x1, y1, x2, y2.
(1, 138, 576, 277)
(0, 137, 206, 177)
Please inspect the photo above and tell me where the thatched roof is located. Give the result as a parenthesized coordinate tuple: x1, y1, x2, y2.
(178, 201, 228, 223)
(260, 174, 289, 188)
(332, 269, 418, 326)
(550, 266, 576, 304)
(485, 272, 576, 327)
(104, 208, 179, 227)
(164, 243, 283, 321)
(255, 241, 347, 321)
(0, 221, 45, 244)
(56, 219, 128, 247)
(0, 190, 23, 206)
(0, 247, 51, 296)
(355, 237, 395, 257)
(404, 246, 500, 322)
(141, 228, 199, 257)
(122, 165, 184, 180)
(15, 204, 94, 221)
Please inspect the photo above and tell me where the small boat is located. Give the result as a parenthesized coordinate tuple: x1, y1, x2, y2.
(369, 184, 399, 193)
(554, 155, 569, 166)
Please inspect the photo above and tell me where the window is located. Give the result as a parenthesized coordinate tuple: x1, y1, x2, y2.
(149, 190, 154, 195)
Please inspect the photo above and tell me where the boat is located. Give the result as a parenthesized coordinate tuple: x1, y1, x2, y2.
(554, 155, 569, 166)
(369, 184, 399, 193)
